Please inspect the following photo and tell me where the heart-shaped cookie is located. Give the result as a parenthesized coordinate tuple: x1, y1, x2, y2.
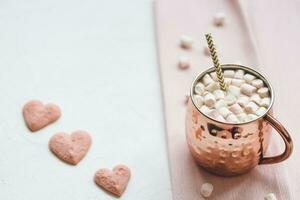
(23, 100, 61, 132)
(49, 131, 92, 165)
(94, 165, 131, 197)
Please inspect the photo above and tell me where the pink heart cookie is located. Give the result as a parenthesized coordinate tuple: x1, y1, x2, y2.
(94, 165, 131, 197)
(49, 131, 92, 165)
(23, 100, 61, 132)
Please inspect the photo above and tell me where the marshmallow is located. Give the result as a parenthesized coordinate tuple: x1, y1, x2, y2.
(201, 183, 214, 198)
(215, 99, 226, 109)
(218, 107, 232, 118)
(224, 94, 237, 105)
(195, 82, 205, 95)
(245, 101, 259, 114)
(237, 113, 247, 122)
(231, 78, 245, 87)
(207, 109, 220, 119)
(200, 105, 211, 115)
(251, 79, 264, 88)
(227, 85, 241, 97)
(213, 89, 225, 100)
(244, 73, 256, 83)
(180, 35, 193, 49)
(234, 69, 245, 79)
(203, 47, 210, 56)
(204, 93, 216, 108)
(206, 82, 219, 92)
(224, 70, 235, 78)
(213, 12, 225, 26)
(224, 78, 232, 85)
(202, 74, 214, 86)
(264, 193, 277, 200)
(178, 55, 190, 69)
(216, 115, 226, 122)
(229, 103, 243, 114)
(210, 72, 218, 81)
(202, 91, 209, 96)
(256, 107, 267, 116)
(226, 114, 239, 123)
(260, 97, 271, 108)
(257, 87, 269, 98)
(193, 95, 204, 107)
(241, 83, 257, 96)
(193, 68, 271, 124)
(250, 94, 261, 105)
(237, 96, 249, 107)
(247, 114, 257, 121)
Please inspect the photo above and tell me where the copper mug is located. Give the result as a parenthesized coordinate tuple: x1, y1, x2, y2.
(185, 64, 293, 176)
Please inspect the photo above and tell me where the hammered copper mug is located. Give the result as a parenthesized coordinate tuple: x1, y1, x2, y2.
(186, 64, 293, 176)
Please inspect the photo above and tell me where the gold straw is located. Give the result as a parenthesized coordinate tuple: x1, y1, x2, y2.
(205, 33, 227, 91)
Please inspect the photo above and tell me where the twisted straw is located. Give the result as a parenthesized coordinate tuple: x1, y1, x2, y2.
(205, 33, 227, 91)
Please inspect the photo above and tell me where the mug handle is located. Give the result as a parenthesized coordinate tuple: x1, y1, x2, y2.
(259, 113, 293, 165)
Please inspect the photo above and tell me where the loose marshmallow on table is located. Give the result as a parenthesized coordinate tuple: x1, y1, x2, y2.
(264, 193, 277, 200)
(178, 55, 190, 69)
(180, 35, 193, 49)
(241, 83, 257, 96)
(213, 12, 225, 26)
(201, 183, 214, 198)
(258, 87, 269, 98)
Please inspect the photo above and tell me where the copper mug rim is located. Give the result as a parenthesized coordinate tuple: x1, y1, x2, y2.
(190, 64, 275, 125)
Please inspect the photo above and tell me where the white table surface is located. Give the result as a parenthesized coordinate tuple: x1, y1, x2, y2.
(0, 0, 172, 199)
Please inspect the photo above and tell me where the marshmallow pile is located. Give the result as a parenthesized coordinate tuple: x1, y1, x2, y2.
(193, 69, 271, 123)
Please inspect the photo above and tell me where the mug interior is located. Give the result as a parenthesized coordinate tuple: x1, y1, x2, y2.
(190, 64, 274, 125)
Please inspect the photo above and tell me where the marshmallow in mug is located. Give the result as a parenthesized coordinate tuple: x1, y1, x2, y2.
(193, 69, 271, 123)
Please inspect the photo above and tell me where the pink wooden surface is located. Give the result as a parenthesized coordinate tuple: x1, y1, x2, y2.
(155, 0, 300, 199)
